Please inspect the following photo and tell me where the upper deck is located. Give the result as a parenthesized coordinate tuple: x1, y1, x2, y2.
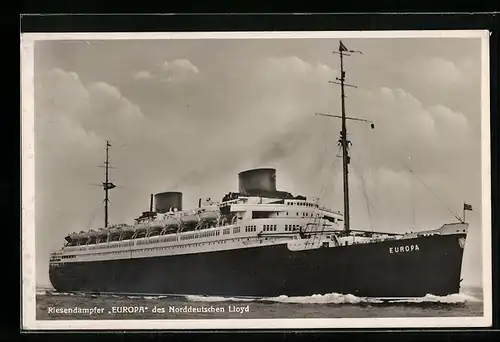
(50, 210, 344, 264)
(61, 195, 344, 248)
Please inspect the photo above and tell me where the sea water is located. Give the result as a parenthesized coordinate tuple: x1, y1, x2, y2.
(34, 285, 484, 320)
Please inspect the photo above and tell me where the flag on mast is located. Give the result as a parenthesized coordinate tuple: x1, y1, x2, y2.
(462, 202, 472, 223)
(103, 182, 116, 190)
(339, 40, 348, 52)
(338, 40, 363, 54)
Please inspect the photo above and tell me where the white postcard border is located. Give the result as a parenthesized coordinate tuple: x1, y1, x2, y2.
(21, 36, 37, 330)
(21, 29, 492, 330)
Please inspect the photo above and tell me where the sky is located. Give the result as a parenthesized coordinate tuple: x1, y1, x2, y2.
(33, 36, 485, 289)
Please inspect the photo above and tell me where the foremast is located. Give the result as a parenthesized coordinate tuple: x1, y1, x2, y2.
(102, 140, 116, 228)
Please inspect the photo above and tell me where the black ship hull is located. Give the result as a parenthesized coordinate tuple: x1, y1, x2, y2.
(49, 233, 466, 298)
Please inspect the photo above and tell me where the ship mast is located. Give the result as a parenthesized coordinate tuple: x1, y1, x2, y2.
(103, 140, 116, 228)
(315, 40, 373, 235)
(338, 42, 351, 234)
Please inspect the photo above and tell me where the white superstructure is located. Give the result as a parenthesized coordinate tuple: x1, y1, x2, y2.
(51, 196, 347, 264)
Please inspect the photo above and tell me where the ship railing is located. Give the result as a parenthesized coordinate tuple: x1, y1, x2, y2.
(318, 206, 342, 215)
(218, 199, 240, 206)
(257, 231, 300, 238)
(349, 229, 404, 237)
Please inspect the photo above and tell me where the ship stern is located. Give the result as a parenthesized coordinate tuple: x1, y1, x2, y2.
(48, 250, 64, 292)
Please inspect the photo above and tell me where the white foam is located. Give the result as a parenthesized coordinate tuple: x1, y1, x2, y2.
(38, 290, 483, 305)
(48, 291, 76, 296)
(185, 292, 482, 305)
(143, 295, 168, 300)
(261, 293, 382, 304)
(387, 293, 482, 304)
(186, 295, 254, 302)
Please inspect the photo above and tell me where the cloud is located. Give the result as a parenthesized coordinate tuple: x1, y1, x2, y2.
(346, 86, 476, 175)
(399, 57, 472, 89)
(133, 58, 200, 83)
(133, 70, 153, 80)
(162, 58, 199, 76)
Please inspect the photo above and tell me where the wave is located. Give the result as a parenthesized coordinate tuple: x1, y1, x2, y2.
(386, 293, 482, 304)
(186, 293, 378, 304)
(130, 295, 168, 300)
(262, 293, 382, 304)
(38, 291, 170, 300)
(186, 295, 255, 303)
(39, 291, 78, 297)
(37, 290, 482, 305)
(185, 292, 482, 305)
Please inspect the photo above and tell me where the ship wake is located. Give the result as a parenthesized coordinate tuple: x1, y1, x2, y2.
(185, 292, 482, 305)
(36, 289, 482, 306)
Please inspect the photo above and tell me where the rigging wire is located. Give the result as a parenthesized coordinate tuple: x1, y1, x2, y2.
(401, 158, 462, 223)
(316, 145, 342, 207)
(86, 200, 106, 230)
(410, 170, 416, 230)
(302, 123, 337, 239)
(309, 145, 342, 240)
(348, 146, 376, 232)
(309, 146, 341, 245)
(352, 161, 376, 232)
(377, 141, 463, 223)
(307, 122, 332, 190)
(360, 173, 374, 232)
(305, 121, 337, 206)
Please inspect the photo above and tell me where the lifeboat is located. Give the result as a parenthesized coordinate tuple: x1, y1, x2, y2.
(198, 210, 220, 222)
(77, 231, 89, 240)
(180, 212, 199, 224)
(88, 229, 97, 237)
(65, 232, 78, 242)
(108, 227, 120, 235)
(149, 221, 165, 229)
(162, 226, 178, 234)
(97, 228, 108, 237)
(164, 218, 181, 227)
(134, 223, 147, 232)
(121, 225, 135, 233)
(147, 221, 164, 235)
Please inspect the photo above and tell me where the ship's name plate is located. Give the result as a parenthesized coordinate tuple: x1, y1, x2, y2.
(389, 244, 420, 254)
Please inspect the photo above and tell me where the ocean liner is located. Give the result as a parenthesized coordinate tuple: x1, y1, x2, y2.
(49, 41, 470, 298)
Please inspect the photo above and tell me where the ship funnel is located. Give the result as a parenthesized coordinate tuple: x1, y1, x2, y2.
(238, 168, 277, 196)
(154, 192, 183, 213)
